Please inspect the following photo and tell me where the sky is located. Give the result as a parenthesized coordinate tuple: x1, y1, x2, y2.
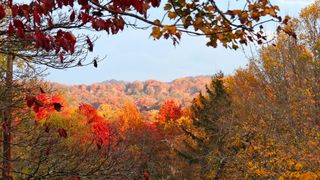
(46, 0, 316, 85)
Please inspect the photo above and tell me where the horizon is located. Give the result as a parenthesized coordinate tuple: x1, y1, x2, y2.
(46, 74, 212, 85)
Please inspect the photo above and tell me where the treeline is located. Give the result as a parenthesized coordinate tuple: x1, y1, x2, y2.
(50, 76, 211, 111)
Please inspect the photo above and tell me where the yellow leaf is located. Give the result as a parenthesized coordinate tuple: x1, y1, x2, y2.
(150, 27, 162, 39)
(164, 3, 172, 11)
(251, 10, 260, 20)
(217, 33, 224, 40)
(168, 11, 177, 19)
(164, 25, 177, 34)
(230, 10, 242, 15)
(268, 9, 276, 17)
(153, 19, 161, 26)
(207, 6, 215, 11)
(295, 163, 303, 171)
(193, 17, 203, 30)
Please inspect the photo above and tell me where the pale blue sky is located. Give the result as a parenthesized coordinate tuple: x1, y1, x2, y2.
(46, 0, 315, 85)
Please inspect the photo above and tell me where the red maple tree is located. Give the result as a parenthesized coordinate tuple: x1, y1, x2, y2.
(157, 100, 182, 122)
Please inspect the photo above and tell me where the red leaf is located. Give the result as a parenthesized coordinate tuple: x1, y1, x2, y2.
(0, 5, 5, 20)
(34, 33, 43, 48)
(8, 0, 12, 7)
(143, 171, 149, 180)
(34, 2, 43, 14)
(8, 23, 14, 37)
(53, 102, 63, 111)
(79, 12, 91, 24)
(47, 18, 53, 27)
(78, 0, 88, 6)
(45, 126, 50, 133)
(70, 11, 75, 22)
(115, 17, 125, 31)
(26, 95, 36, 107)
(58, 128, 67, 138)
(33, 104, 40, 113)
(164, 33, 170, 39)
(92, 18, 105, 30)
(57, 0, 63, 8)
(133, 0, 143, 14)
(150, 0, 160, 7)
(33, 12, 41, 25)
(86, 37, 93, 51)
(93, 59, 98, 68)
(96, 143, 101, 149)
(92, 10, 103, 17)
(13, 19, 24, 30)
(66, 32, 76, 44)
(59, 53, 64, 63)
(16, 28, 25, 38)
(11, 5, 18, 17)
(20, 5, 30, 19)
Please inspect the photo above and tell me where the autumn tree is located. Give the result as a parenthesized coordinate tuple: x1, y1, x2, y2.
(224, 1, 320, 178)
(0, 54, 47, 179)
(157, 100, 182, 123)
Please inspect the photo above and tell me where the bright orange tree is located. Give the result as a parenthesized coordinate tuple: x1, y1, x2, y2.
(79, 103, 111, 149)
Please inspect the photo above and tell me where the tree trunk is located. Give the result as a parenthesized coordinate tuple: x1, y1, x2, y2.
(214, 159, 226, 180)
(2, 54, 13, 179)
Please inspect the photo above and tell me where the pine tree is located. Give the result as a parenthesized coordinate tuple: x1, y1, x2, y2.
(177, 72, 232, 179)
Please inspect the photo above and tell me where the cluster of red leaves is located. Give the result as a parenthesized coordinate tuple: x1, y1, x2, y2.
(157, 100, 182, 122)
(26, 92, 67, 138)
(0, 0, 161, 58)
(26, 93, 64, 121)
(26, 92, 111, 148)
(79, 103, 111, 149)
(1, 2, 79, 59)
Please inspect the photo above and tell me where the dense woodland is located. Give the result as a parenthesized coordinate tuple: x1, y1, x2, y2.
(0, 0, 319, 179)
(50, 76, 211, 110)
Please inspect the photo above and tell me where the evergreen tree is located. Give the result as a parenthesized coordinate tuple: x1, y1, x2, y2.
(177, 72, 232, 179)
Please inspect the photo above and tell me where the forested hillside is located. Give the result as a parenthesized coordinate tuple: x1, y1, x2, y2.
(49, 76, 211, 110)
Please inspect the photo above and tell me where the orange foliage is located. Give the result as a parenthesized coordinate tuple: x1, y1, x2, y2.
(79, 104, 111, 149)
